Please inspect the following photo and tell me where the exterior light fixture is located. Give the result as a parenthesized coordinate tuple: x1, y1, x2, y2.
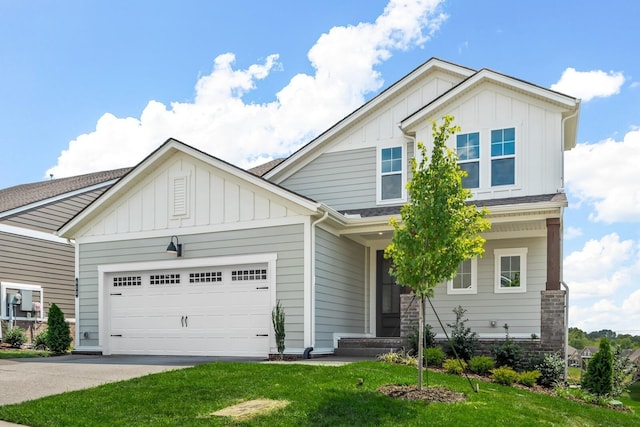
(166, 235, 182, 257)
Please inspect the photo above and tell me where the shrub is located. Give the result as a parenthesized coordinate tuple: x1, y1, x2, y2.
(424, 346, 445, 367)
(377, 351, 417, 367)
(443, 358, 467, 375)
(4, 327, 26, 348)
(517, 370, 541, 387)
(33, 329, 48, 350)
(45, 303, 73, 354)
(536, 352, 565, 388)
(271, 300, 286, 358)
(446, 305, 477, 361)
(491, 366, 518, 386)
(491, 324, 523, 369)
(407, 323, 436, 354)
(582, 338, 613, 397)
(469, 355, 495, 375)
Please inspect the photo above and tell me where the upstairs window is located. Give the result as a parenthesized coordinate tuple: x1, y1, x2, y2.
(456, 132, 480, 188)
(379, 146, 404, 202)
(491, 128, 515, 186)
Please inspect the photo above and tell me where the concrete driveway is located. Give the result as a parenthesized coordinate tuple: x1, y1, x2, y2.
(0, 354, 258, 406)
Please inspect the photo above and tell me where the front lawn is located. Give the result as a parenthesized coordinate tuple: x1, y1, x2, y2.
(0, 348, 50, 359)
(0, 361, 637, 426)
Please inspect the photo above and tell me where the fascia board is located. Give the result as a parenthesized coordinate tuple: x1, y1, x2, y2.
(401, 69, 579, 131)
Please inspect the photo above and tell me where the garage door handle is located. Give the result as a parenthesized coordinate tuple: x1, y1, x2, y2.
(184, 316, 188, 327)
(256, 286, 268, 290)
(181, 316, 184, 327)
(110, 293, 122, 296)
(110, 334, 122, 337)
(256, 334, 268, 337)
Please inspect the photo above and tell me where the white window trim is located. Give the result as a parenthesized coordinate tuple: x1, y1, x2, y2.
(447, 257, 478, 295)
(494, 248, 528, 294)
(376, 144, 407, 205)
(456, 131, 481, 189)
(490, 127, 517, 188)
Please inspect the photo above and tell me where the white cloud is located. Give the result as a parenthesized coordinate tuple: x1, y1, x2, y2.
(563, 233, 637, 299)
(551, 68, 625, 102)
(564, 226, 583, 240)
(570, 295, 640, 334)
(46, 0, 446, 178)
(565, 128, 640, 223)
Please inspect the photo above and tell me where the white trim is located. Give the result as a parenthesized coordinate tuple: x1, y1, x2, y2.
(494, 248, 528, 293)
(447, 257, 478, 295)
(0, 224, 70, 245)
(376, 144, 407, 205)
(74, 215, 310, 244)
(97, 253, 278, 356)
(0, 282, 45, 320)
(303, 216, 312, 348)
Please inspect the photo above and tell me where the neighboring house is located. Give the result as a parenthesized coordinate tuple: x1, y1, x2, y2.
(0, 168, 130, 340)
(581, 346, 599, 361)
(58, 58, 580, 358)
(567, 345, 580, 367)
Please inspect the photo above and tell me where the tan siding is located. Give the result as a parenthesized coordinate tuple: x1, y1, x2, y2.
(3, 188, 107, 233)
(0, 232, 75, 319)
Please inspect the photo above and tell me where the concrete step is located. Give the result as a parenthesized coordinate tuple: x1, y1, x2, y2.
(337, 337, 406, 349)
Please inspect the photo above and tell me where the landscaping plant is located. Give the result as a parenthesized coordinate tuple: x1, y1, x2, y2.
(272, 300, 286, 359)
(447, 305, 477, 361)
(407, 323, 436, 354)
(582, 338, 613, 397)
(491, 366, 518, 386)
(33, 329, 48, 350)
(424, 346, 445, 367)
(469, 355, 495, 375)
(611, 344, 636, 397)
(4, 326, 27, 348)
(517, 370, 541, 387)
(491, 323, 523, 369)
(45, 303, 72, 354)
(536, 352, 565, 388)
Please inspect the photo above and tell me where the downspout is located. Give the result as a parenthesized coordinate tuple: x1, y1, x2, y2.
(560, 106, 580, 191)
(305, 210, 329, 359)
(561, 281, 569, 382)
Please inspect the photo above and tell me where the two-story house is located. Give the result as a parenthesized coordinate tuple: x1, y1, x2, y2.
(58, 58, 579, 358)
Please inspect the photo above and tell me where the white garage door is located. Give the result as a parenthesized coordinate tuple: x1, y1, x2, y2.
(106, 264, 271, 357)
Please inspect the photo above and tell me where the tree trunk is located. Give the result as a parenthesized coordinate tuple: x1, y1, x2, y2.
(417, 296, 424, 390)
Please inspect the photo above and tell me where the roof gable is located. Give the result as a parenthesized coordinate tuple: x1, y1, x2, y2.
(264, 57, 475, 182)
(401, 68, 580, 150)
(58, 139, 320, 239)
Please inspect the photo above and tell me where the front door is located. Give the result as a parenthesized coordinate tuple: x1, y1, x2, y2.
(376, 250, 403, 337)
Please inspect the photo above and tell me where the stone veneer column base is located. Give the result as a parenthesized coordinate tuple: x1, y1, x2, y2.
(541, 289, 566, 357)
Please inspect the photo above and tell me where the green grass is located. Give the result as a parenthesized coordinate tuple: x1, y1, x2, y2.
(0, 361, 637, 426)
(0, 348, 51, 359)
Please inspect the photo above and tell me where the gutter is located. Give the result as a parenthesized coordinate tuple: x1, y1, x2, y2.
(560, 105, 580, 191)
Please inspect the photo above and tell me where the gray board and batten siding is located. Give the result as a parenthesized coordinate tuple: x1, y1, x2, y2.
(77, 224, 305, 349)
(314, 228, 366, 350)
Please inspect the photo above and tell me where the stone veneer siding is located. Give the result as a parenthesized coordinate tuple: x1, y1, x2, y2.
(399, 291, 567, 364)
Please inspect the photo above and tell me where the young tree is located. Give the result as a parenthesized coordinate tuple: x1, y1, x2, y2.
(385, 115, 490, 389)
(582, 337, 614, 397)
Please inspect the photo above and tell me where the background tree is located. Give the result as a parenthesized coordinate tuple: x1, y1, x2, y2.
(385, 115, 490, 390)
(568, 327, 591, 350)
(45, 303, 73, 354)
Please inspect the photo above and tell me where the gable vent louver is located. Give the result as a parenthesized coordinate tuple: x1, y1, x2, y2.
(172, 175, 188, 217)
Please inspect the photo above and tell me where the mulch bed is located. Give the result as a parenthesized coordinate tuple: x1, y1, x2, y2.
(377, 384, 466, 403)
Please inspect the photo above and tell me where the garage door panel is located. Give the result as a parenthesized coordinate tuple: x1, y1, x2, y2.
(106, 263, 271, 357)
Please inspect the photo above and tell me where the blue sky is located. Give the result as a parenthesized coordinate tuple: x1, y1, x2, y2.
(1, 0, 639, 334)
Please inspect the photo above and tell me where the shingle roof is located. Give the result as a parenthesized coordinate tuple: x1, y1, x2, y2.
(247, 158, 285, 176)
(0, 168, 131, 213)
(340, 193, 567, 218)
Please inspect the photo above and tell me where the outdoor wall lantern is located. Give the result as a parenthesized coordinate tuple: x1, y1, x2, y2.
(166, 235, 182, 257)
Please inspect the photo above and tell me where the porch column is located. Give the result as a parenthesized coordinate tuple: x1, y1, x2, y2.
(546, 218, 561, 291)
